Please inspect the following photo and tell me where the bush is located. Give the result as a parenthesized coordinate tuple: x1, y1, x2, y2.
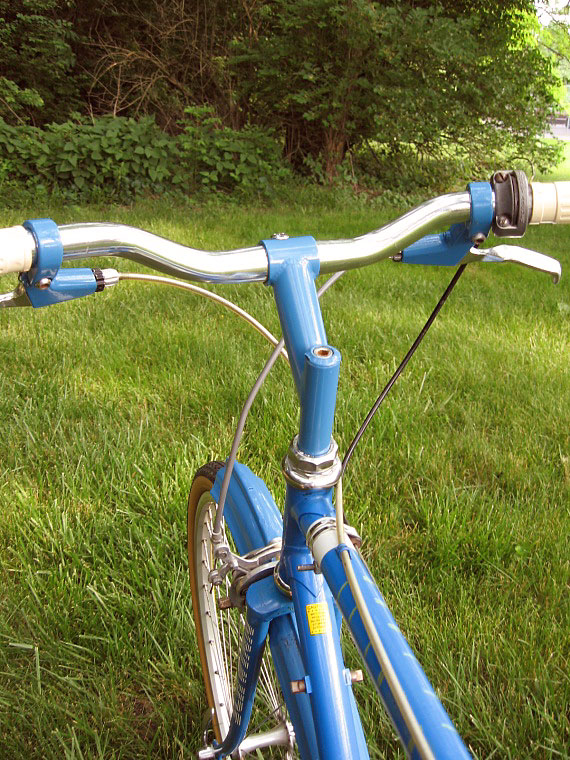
(0, 114, 291, 204)
(177, 107, 291, 193)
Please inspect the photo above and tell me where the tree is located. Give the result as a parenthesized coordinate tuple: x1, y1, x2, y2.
(0, 0, 80, 124)
(230, 0, 560, 179)
(68, 0, 246, 131)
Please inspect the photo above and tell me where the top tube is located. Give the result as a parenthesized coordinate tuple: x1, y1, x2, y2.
(58, 191, 472, 283)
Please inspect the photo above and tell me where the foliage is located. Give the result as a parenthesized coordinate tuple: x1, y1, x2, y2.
(69, 0, 244, 131)
(0, 114, 291, 203)
(177, 107, 291, 192)
(230, 0, 561, 179)
(0, 0, 80, 124)
(0, 0, 565, 186)
(0, 116, 177, 201)
(537, 8, 570, 111)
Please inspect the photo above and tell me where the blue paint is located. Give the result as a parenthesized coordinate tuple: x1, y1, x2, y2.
(269, 614, 320, 760)
(402, 181, 493, 266)
(214, 615, 270, 758)
(261, 236, 325, 396)
(25, 268, 98, 308)
(22, 218, 62, 285)
(281, 485, 369, 759)
(262, 235, 343, 457)
(211, 463, 283, 554)
(299, 345, 341, 456)
(320, 545, 472, 759)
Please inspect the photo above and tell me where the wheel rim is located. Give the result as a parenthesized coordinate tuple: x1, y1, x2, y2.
(193, 490, 295, 756)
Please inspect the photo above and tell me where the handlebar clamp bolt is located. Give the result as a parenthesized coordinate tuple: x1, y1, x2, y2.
(36, 277, 52, 290)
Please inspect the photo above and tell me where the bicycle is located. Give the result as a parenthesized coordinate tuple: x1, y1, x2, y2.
(0, 170, 567, 759)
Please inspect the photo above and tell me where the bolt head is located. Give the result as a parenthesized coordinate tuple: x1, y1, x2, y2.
(36, 277, 52, 290)
(497, 215, 511, 228)
(271, 232, 289, 240)
(471, 233, 486, 245)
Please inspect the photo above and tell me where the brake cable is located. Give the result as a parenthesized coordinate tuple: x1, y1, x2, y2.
(341, 264, 467, 475)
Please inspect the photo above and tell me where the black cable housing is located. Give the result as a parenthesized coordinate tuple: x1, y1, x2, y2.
(341, 264, 467, 476)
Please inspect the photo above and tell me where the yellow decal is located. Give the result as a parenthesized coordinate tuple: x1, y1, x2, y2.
(306, 602, 331, 635)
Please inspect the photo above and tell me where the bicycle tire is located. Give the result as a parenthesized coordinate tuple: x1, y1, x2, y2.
(188, 461, 295, 757)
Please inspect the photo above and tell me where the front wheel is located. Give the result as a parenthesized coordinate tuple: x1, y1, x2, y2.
(187, 461, 295, 757)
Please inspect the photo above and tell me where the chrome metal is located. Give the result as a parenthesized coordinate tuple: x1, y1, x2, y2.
(194, 492, 289, 755)
(271, 233, 290, 240)
(0, 283, 32, 308)
(273, 562, 292, 598)
(36, 277, 52, 290)
(197, 746, 216, 759)
(232, 560, 279, 604)
(296, 563, 318, 572)
(461, 244, 562, 284)
(316, 191, 472, 274)
(55, 193, 472, 284)
(282, 435, 342, 489)
(101, 268, 120, 287)
(236, 723, 295, 757)
(202, 707, 215, 746)
(213, 537, 282, 576)
(117, 272, 289, 364)
(209, 537, 282, 589)
(350, 669, 364, 684)
(59, 223, 269, 283)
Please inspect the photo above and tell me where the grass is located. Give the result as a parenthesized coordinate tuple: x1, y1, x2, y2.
(0, 165, 569, 759)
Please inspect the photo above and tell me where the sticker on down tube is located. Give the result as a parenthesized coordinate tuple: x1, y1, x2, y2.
(306, 603, 331, 635)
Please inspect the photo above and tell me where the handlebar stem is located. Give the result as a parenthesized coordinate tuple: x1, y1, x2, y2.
(263, 235, 340, 458)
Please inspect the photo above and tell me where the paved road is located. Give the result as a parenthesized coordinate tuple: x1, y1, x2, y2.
(546, 123, 570, 140)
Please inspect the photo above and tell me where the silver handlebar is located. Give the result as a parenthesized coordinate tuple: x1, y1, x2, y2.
(57, 192, 472, 283)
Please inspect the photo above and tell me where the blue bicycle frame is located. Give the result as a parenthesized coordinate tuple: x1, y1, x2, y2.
(4, 180, 518, 759)
(208, 224, 487, 758)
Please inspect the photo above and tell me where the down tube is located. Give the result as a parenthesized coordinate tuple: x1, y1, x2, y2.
(318, 540, 471, 758)
(282, 487, 369, 760)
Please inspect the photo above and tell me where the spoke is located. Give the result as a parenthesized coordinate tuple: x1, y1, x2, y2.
(195, 493, 295, 757)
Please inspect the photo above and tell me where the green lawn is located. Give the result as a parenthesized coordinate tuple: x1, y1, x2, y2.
(0, 172, 568, 759)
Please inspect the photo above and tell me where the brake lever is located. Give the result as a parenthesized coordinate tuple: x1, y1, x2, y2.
(461, 244, 562, 284)
(0, 282, 32, 308)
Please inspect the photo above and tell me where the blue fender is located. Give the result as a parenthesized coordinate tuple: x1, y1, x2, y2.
(210, 462, 283, 554)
